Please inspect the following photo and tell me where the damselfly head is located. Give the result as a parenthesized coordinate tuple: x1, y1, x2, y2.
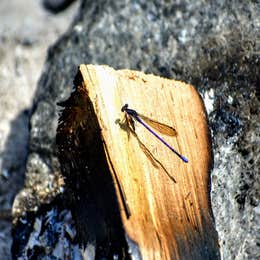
(121, 104, 128, 112)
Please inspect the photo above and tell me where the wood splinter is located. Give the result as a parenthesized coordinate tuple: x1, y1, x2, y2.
(57, 64, 220, 259)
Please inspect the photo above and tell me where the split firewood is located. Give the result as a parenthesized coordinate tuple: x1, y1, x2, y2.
(56, 65, 219, 259)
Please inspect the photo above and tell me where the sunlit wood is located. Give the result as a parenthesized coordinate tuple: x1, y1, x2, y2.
(60, 64, 219, 259)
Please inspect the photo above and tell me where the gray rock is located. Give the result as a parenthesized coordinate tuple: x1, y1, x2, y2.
(0, 0, 79, 259)
(11, 0, 259, 259)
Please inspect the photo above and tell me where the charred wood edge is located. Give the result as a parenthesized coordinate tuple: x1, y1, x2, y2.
(56, 67, 131, 258)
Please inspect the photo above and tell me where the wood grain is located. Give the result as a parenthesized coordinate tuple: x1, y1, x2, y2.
(58, 64, 219, 259)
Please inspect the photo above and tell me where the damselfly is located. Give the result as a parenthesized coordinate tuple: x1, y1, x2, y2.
(121, 104, 188, 163)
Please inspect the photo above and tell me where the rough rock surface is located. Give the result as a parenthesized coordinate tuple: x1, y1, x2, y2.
(0, 0, 79, 258)
(3, 0, 259, 259)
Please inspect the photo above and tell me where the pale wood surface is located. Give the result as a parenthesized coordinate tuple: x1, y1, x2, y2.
(77, 64, 217, 259)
